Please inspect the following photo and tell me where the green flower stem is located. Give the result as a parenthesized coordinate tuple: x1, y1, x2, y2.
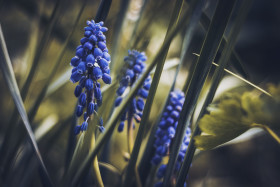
(127, 113, 134, 154)
(91, 133, 105, 187)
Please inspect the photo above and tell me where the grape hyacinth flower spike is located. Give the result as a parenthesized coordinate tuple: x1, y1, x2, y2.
(114, 50, 151, 132)
(151, 90, 191, 187)
(70, 20, 112, 135)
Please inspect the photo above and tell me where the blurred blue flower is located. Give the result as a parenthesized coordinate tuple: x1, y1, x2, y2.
(70, 20, 111, 135)
(151, 90, 191, 186)
(114, 50, 151, 132)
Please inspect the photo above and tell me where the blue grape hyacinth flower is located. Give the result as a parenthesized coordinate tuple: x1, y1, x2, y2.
(114, 50, 151, 132)
(151, 90, 191, 187)
(70, 20, 111, 135)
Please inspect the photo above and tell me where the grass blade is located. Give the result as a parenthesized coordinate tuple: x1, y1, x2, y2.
(176, 1, 253, 185)
(0, 25, 53, 187)
(162, 0, 237, 185)
(122, 0, 184, 186)
(200, 12, 248, 79)
(95, 0, 112, 22)
(0, 0, 64, 168)
(110, 0, 130, 70)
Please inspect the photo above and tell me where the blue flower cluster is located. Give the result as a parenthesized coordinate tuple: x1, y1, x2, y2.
(114, 50, 151, 132)
(151, 90, 191, 187)
(69, 20, 111, 135)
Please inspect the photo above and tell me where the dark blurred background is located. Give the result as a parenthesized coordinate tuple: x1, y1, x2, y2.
(0, 0, 279, 186)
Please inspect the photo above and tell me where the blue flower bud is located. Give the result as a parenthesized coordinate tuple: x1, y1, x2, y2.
(81, 121, 88, 131)
(79, 76, 86, 87)
(93, 67, 103, 80)
(120, 77, 129, 87)
(133, 64, 142, 73)
(76, 105, 83, 117)
(94, 87, 102, 100)
(178, 152, 185, 162)
(151, 155, 162, 165)
(99, 117, 103, 126)
(138, 88, 149, 98)
(71, 56, 80, 67)
(115, 97, 122, 107)
(155, 129, 165, 138)
(77, 61, 86, 74)
(79, 92, 86, 106)
(84, 31, 92, 37)
(117, 86, 126, 96)
(170, 110, 180, 119)
(80, 37, 88, 45)
(103, 52, 111, 61)
(76, 45, 83, 50)
(118, 122, 125, 132)
(89, 35, 97, 42)
(101, 27, 108, 32)
(84, 26, 92, 31)
(98, 58, 109, 69)
(167, 126, 176, 138)
(159, 120, 167, 129)
(102, 66, 110, 74)
(99, 126, 105, 133)
(136, 98, 145, 111)
(166, 117, 174, 125)
(156, 164, 166, 179)
(166, 105, 173, 112)
(74, 85, 83, 97)
(83, 42, 93, 51)
(98, 34, 106, 41)
(156, 145, 167, 156)
(94, 47, 103, 58)
(85, 78, 93, 90)
(84, 112, 88, 121)
(97, 42, 106, 50)
(126, 69, 134, 79)
(74, 125, 81, 135)
(102, 73, 111, 84)
(143, 82, 151, 90)
(70, 71, 82, 83)
(87, 102, 95, 115)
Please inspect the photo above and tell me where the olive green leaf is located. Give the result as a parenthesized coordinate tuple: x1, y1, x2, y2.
(195, 84, 280, 150)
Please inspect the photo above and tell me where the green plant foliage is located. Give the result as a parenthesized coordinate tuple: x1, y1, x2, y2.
(195, 84, 280, 150)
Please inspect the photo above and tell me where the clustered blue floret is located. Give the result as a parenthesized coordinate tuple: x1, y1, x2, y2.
(151, 90, 191, 187)
(114, 50, 151, 132)
(70, 20, 111, 135)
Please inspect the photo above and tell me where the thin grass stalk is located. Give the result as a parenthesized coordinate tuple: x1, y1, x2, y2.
(122, 0, 184, 186)
(0, 0, 64, 166)
(110, 0, 131, 70)
(137, 0, 205, 184)
(162, 1, 237, 186)
(0, 25, 53, 187)
(176, 2, 253, 185)
(70, 3, 199, 185)
(95, 0, 112, 22)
